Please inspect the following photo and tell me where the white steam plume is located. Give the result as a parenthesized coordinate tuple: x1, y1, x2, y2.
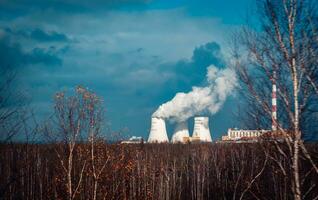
(152, 65, 237, 122)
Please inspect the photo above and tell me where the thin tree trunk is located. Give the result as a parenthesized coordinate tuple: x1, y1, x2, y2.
(93, 181, 98, 200)
(292, 69, 301, 199)
(291, 23, 301, 199)
(68, 148, 73, 200)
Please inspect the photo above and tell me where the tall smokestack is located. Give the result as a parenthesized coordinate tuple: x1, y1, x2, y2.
(171, 121, 189, 143)
(272, 72, 277, 131)
(148, 117, 169, 143)
(192, 117, 212, 142)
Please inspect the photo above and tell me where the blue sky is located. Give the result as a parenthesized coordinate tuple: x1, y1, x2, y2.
(0, 0, 254, 140)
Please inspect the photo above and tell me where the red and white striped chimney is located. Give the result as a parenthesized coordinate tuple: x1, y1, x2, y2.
(271, 72, 277, 131)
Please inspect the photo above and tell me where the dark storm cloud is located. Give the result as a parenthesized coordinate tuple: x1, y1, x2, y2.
(192, 42, 225, 68)
(0, 31, 62, 68)
(29, 29, 69, 42)
(4, 27, 70, 42)
(161, 42, 225, 92)
(0, 0, 149, 16)
(28, 47, 62, 65)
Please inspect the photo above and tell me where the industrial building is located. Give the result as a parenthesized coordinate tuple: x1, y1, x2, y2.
(148, 117, 169, 143)
(222, 128, 270, 141)
(222, 76, 278, 141)
(191, 117, 212, 142)
(121, 136, 144, 144)
(148, 116, 212, 143)
(148, 74, 278, 143)
(171, 121, 190, 143)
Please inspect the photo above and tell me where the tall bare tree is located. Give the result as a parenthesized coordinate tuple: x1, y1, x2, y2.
(232, 0, 318, 199)
(51, 86, 96, 200)
(81, 86, 110, 200)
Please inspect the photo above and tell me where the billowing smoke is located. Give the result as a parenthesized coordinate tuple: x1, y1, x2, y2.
(152, 65, 237, 122)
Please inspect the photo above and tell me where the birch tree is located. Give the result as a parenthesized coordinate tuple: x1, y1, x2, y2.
(232, 0, 318, 199)
(52, 86, 93, 200)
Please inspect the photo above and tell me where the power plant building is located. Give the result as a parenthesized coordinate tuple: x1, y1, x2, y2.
(148, 117, 169, 143)
(148, 116, 213, 143)
(222, 128, 270, 141)
(171, 121, 190, 143)
(192, 117, 212, 142)
(222, 79, 278, 141)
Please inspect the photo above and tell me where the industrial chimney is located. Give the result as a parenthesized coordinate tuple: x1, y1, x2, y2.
(271, 72, 278, 131)
(192, 117, 212, 142)
(171, 121, 189, 143)
(148, 117, 169, 143)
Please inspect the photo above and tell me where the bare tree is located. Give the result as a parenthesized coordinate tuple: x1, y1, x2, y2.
(232, 0, 318, 199)
(0, 67, 30, 142)
(80, 86, 110, 200)
(50, 86, 96, 200)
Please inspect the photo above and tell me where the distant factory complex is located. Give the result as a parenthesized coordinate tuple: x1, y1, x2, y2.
(221, 129, 270, 141)
(120, 72, 278, 144)
(148, 117, 212, 143)
(143, 76, 279, 143)
(146, 117, 273, 143)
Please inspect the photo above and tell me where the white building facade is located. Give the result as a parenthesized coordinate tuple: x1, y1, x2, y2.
(225, 128, 270, 140)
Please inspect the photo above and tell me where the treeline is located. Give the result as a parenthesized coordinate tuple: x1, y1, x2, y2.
(0, 142, 317, 200)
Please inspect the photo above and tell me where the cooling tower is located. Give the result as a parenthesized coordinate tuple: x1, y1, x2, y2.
(171, 121, 189, 143)
(148, 117, 169, 143)
(192, 117, 212, 142)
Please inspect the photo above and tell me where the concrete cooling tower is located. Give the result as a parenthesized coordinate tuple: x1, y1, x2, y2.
(148, 117, 169, 143)
(171, 121, 189, 143)
(192, 117, 212, 142)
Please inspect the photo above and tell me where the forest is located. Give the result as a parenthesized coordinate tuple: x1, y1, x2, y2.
(0, 142, 317, 200)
